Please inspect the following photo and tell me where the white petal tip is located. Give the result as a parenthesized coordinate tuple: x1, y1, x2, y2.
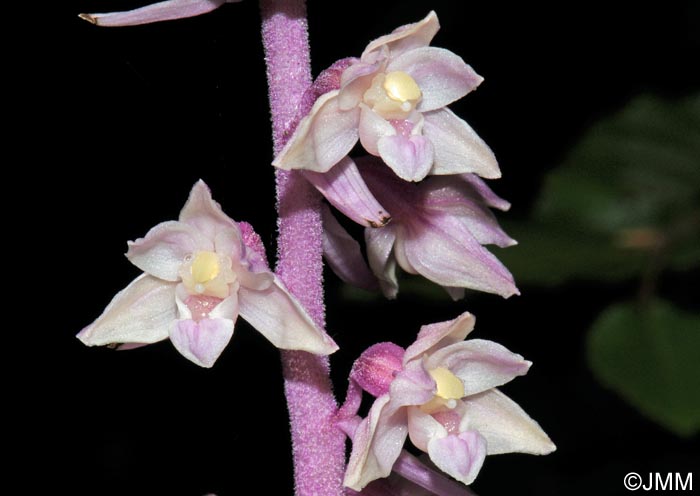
(76, 329, 92, 345)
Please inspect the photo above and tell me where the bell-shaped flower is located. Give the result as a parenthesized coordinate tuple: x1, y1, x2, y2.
(273, 11, 498, 182)
(323, 157, 518, 299)
(79, 0, 241, 27)
(342, 312, 555, 491)
(77, 180, 338, 367)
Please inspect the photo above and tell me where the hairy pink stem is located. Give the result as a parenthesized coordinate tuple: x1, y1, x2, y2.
(260, 1, 345, 495)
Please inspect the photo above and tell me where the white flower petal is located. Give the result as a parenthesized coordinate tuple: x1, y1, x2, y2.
(237, 276, 338, 354)
(78, 274, 176, 346)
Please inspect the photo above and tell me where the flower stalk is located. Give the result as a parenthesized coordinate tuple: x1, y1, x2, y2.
(260, 0, 345, 494)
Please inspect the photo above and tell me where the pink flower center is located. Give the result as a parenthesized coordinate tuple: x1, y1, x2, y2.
(432, 409, 462, 435)
(389, 119, 414, 138)
(185, 295, 224, 322)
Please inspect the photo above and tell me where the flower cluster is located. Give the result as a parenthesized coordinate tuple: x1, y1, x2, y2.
(273, 12, 518, 300)
(77, 8, 554, 494)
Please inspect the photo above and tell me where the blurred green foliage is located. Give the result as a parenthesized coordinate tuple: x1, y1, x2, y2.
(499, 93, 700, 285)
(588, 300, 700, 437)
(501, 93, 700, 436)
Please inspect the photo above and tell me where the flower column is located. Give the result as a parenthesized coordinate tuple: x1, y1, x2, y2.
(259, 1, 345, 495)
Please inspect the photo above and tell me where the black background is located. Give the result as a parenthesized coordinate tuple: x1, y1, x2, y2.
(30, 1, 699, 494)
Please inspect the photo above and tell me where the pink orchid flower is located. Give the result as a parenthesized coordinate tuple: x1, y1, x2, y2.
(342, 312, 555, 491)
(78, 181, 337, 367)
(273, 11, 498, 183)
(79, 0, 241, 27)
(323, 158, 518, 299)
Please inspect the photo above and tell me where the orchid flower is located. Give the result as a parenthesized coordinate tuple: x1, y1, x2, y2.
(79, 0, 241, 27)
(273, 11, 499, 183)
(323, 157, 519, 299)
(341, 312, 555, 491)
(77, 180, 338, 367)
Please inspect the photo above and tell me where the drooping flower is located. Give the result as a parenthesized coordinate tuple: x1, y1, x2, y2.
(341, 312, 555, 491)
(323, 157, 518, 299)
(273, 11, 499, 183)
(77, 180, 338, 367)
(79, 0, 241, 27)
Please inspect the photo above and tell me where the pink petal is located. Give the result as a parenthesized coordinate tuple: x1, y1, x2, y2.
(460, 389, 556, 455)
(237, 221, 271, 273)
(237, 276, 338, 354)
(320, 205, 379, 291)
(126, 220, 211, 281)
(377, 134, 434, 182)
(169, 317, 235, 368)
(179, 180, 239, 242)
(404, 312, 476, 364)
(272, 90, 360, 173)
(352, 342, 406, 397)
(362, 11, 440, 60)
(359, 105, 396, 156)
(212, 229, 245, 264)
(301, 58, 357, 113)
(388, 47, 483, 112)
(393, 451, 478, 496)
(422, 178, 516, 247)
(407, 405, 448, 452)
(401, 214, 519, 298)
(339, 62, 383, 111)
(390, 359, 437, 409)
(344, 395, 408, 491)
(427, 431, 487, 485)
(78, 275, 177, 347)
(79, 0, 238, 27)
(426, 339, 531, 396)
(305, 156, 391, 228)
(458, 174, 511, 211)
(422, 109, 500, 179)
(365, 225, 399, 299)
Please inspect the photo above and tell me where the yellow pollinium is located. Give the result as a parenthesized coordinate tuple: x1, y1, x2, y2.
(421, 367, 465, 413)
(191, 251, 220, 284)
(429, 367, 465, 400)
(383, 71, 422, 103)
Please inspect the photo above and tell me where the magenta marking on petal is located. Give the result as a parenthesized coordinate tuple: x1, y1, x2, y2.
(351, 342, 406, 397)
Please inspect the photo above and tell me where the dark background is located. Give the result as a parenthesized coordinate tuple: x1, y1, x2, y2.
(31, 1, 699, 494)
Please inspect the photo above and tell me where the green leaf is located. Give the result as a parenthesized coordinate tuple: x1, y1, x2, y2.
(536, 93, 700, 233)
(499, 93, 700, 286)
(587, 299, 700, 437)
